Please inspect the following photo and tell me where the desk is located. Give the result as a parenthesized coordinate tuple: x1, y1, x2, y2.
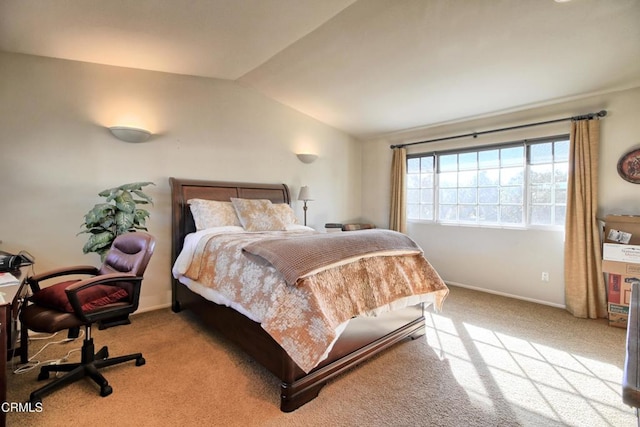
(1, 271, 29, 362)
(0, 269, 30, 427)
(0, 301, 7, 427)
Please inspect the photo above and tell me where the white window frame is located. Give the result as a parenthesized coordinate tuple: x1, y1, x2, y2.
(406, 135, 570, 230)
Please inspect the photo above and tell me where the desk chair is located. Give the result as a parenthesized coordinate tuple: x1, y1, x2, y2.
(20, 232, 155, 403)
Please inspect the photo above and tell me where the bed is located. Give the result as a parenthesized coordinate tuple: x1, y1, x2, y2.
(169, 177, 448, 412)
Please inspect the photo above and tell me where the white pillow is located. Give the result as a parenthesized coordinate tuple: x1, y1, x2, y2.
(285, 224, 315, 232)
(188, 199, 242, 230)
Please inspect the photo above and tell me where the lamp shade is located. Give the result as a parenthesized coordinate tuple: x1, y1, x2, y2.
(298, 186, 313, 201)
(108, 126, 151, 143)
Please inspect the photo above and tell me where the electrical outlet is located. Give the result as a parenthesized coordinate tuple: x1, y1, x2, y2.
(541, 272, 550, 282)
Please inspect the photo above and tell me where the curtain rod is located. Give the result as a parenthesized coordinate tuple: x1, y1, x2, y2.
(390, 110, 607, 149)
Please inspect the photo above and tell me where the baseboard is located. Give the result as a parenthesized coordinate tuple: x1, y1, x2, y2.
(445, 281, 566, 309)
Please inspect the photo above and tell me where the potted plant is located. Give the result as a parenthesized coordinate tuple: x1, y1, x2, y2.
(79, 182, 154, 260)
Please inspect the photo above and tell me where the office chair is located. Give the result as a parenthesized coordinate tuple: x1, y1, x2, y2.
(20, 232, 155, 403)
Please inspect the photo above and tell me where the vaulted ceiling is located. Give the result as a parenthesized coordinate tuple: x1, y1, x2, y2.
(1, 0, 639, 139)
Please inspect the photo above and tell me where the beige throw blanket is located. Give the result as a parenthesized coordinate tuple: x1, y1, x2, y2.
(242, 229, 422, 286)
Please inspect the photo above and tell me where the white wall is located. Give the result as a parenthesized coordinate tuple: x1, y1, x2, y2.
(3, 50, 638, 311)
(0, 52, 362, 311)
(363, 87, 640, 307)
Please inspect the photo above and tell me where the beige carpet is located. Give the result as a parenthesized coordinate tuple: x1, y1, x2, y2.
(6, 286, 636, 426)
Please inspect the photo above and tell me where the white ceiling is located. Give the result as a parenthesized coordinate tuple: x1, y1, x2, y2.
(1, 0, 639, 139)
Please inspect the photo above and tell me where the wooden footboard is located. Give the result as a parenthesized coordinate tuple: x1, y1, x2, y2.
(279, 303, 425, 412)
(172, 282, 425, 411)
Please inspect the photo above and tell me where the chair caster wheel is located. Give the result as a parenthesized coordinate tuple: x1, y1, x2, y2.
(100, 385, 113, 397)
(30, 395, 42, 405)
(37, 371, 50, 381)
(136, 357, 146, 366)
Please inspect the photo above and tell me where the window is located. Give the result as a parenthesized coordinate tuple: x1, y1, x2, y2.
(407, 155, 435, 221)
(406, 136, 570, 228)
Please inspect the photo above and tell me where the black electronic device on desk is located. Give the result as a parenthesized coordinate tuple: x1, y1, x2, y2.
(0, 250, 34, 272)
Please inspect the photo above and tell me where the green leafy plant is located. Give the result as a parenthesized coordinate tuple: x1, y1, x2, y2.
(79, 182, 154, 259)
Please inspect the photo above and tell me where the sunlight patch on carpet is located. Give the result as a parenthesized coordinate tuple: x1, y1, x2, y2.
(424, 311, 635, 426)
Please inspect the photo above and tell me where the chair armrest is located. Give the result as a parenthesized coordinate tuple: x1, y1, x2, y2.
(63, 272, 137, 293)
(27, 265, 99, 292)
(64, 273, 142, 323)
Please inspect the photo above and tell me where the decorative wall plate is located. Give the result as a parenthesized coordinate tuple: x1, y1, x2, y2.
(617, 147, 640, 184)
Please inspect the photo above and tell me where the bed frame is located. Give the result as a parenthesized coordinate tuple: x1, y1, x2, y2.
(169, 177, 426, 412)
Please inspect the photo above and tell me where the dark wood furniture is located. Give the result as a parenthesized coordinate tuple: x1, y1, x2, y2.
(169, 178, 427, 412)
(624, 282, 640, 422)
(0, 300, 7, 427)
(0, 268, 30, 427)
(5, 270, 29, 364)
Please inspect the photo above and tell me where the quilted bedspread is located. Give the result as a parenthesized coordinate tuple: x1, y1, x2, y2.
(173, 229, 448, 372)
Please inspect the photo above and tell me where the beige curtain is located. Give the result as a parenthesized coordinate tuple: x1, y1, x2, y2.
(564, 119, 606, 318)
(389, 147, 407, 233)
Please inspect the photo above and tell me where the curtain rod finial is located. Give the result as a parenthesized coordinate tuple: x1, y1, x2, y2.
(598, 110, 607, 118)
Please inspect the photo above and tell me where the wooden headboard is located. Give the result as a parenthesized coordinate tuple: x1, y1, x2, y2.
(169, 177, 291, 263)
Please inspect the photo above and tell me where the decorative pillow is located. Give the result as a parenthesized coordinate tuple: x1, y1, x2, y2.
(188, 199, 242, 230)
(230, 198, 287, 231)
(30, 280, 129, 313)
(271, 203, 299, 226)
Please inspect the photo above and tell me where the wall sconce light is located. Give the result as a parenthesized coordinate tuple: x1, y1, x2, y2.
(296, 153, 318, 164)
(108, 126, 152, 143)
(298, 186, 313, 226)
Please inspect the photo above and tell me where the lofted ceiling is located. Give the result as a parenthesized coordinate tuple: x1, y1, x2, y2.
(1, 0, 639, 139)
